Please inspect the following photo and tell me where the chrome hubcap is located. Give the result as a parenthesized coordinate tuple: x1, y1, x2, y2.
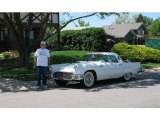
(84, 72, 94, 87)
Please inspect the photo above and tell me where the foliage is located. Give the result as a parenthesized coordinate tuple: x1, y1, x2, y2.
(1, 52, 11, 59)
(51, 50, 88, 64)
(48, 27, 108, 51)
(141, 62, 160, 69)
(111, 43, 160, 62)
(0, 50, 19, 59)
(78, 19, 90, 27)
(113, 13, 133, 24)
(113, 13, 153, 26)
(149, 19, 160, 35)
(136, 13, 153, 26)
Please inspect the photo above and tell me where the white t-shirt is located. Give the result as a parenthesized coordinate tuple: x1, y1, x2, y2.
(34, 48, 50, 67)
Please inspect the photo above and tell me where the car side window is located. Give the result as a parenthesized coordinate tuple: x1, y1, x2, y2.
(103, 55, 109, 62)
(108, 55, 119, 63)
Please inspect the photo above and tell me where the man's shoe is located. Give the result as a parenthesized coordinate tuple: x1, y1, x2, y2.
(37, 86, 42, 90)
(43, 85, 48, 89)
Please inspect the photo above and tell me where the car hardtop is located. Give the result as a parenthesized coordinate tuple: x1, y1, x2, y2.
(87, 52, 118, 56)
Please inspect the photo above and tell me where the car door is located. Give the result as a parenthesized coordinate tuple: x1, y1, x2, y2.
(99, 55, 114, 79)
(107, 55, 124, 78)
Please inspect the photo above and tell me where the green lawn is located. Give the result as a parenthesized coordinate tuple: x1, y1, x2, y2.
(141, 62, 160, 69)
(0, 61, 36, 81)
(0, 50, 159, 81)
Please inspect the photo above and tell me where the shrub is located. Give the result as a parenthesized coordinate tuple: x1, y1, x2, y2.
(47, 27, 108, 52)
(111, 43, 160, 62)
(51, 50, 88, 64)
(9, 50, 19, 58)
(1, 52, 11, 59)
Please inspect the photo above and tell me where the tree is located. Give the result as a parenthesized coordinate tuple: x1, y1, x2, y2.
(1, 13, 50, 66)
(113, 13, 133, 24)
(136, 13, 153, 26)
(77, 19, 90, 27)
(1, 12, 119, 67)
(113, 13, 153, 26)
(149, 19, 160, 35)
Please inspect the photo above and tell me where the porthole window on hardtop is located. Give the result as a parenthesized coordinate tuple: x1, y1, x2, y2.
(108, 55, 119, 63)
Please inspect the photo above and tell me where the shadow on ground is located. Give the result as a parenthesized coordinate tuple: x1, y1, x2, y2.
(0, 69, 160, 93)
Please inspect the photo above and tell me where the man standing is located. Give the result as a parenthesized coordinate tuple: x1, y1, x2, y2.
(33, 41, 50, 89)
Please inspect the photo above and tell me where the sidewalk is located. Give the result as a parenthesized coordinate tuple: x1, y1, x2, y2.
(0, 78, 56, 93)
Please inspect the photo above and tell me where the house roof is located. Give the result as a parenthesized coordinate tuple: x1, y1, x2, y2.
(103, 22, 144, 38)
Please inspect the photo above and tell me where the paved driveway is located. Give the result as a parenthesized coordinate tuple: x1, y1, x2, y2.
(0, 68, 160, 107)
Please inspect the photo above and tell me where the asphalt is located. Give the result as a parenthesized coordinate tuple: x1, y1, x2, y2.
(0, 68, 160, 108)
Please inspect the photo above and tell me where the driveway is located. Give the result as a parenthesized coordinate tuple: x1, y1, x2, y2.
(0, 68, 160, 107)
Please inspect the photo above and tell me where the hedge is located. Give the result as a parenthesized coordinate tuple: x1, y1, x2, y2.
(47, 27, 108, 52)
(111, 43, 160, 63)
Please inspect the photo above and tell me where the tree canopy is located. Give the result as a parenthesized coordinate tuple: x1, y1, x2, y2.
(136, 13, 153, 26)
(113, 13, 132, 24)
(149, 18, 160, 35)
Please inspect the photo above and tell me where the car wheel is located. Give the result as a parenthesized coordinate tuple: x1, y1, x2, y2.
(55, 80, 68, 86)
(122, 73, 132, 81)
(81, 71, 95, 88)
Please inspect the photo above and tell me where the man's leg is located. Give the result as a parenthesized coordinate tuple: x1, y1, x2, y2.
(42, 67, 47, 86)
(36, 66, 41, 86)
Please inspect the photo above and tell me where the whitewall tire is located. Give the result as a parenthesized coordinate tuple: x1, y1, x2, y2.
(81, 71, 95, 88)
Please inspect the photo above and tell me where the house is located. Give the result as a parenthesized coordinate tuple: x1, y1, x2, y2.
(103, 22, 147, 45)
(0, 13, 60, 52)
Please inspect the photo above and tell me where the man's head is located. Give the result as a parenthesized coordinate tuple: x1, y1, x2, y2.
(40, 41, 46, 49)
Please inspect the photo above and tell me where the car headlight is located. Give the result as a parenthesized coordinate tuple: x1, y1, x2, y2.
(74, 65, 78, 71)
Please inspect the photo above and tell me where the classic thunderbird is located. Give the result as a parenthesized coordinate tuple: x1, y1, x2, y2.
(49, 52, 143, 87)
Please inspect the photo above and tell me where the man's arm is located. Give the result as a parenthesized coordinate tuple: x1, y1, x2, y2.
(48, 57, 51, 66)
(33, 56, 37, 69)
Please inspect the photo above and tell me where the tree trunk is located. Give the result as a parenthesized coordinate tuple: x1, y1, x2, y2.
(18, 49, 30, 67)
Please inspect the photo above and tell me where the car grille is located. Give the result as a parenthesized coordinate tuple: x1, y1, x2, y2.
(54, 72, 73, 79)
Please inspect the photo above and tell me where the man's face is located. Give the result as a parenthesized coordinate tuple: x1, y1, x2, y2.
(40, 44, 46, 49)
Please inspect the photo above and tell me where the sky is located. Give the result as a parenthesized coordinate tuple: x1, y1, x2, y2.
(60, 12, 160, 30)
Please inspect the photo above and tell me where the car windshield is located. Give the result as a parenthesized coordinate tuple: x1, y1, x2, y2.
(84, 54, 107, 61)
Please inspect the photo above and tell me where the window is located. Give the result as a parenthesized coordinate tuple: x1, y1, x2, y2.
(108, 55, 119, 63)
(103, 55, 109, 62)
(0, 31, 4, 41)
(30, 31, 34, 40)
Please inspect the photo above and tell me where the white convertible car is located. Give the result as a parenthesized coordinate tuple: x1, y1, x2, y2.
(49, 52, 143, 87)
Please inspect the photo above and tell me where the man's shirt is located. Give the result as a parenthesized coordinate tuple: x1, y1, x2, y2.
(34, 48, 50, 67)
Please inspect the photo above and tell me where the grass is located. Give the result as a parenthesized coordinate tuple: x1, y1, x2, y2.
(141, 62, 160, 69)
(0, 61, 36, 81)
(0, 50, 160, 80)
(0, 50, 88, 81)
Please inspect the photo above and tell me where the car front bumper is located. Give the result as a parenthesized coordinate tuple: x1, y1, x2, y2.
(51, 72, 85, 81)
